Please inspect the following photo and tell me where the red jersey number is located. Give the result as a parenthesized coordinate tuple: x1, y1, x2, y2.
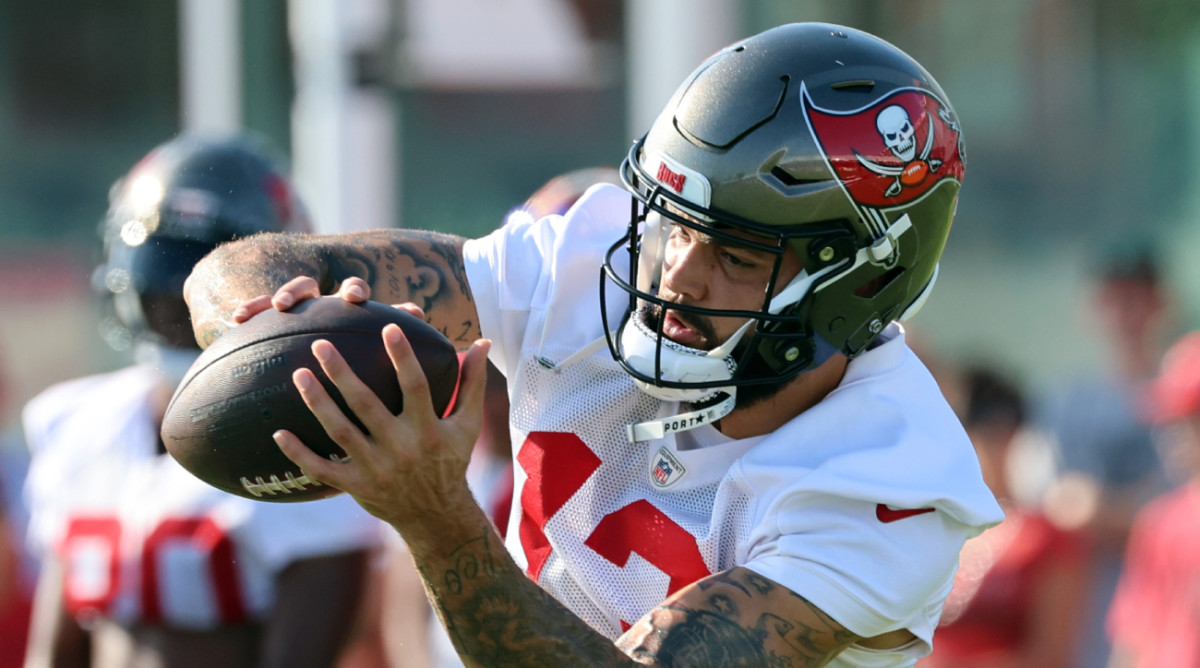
(59, 518, 121, 617)
(59, 515, 246, 624)
(516, 432, 711, 599)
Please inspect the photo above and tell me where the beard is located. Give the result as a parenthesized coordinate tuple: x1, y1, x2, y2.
(640, 303, 789, 411)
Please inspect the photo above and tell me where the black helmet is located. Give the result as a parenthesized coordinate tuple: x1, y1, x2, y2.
(97, 133, 311, 352)
(604, 23, 966, 401)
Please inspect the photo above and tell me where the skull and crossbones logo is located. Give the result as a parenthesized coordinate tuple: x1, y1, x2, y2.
(855, 105, 943, 198)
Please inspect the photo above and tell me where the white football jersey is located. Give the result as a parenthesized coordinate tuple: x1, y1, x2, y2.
(22, 364, 382, 630)
(463, 184, 1004, 667)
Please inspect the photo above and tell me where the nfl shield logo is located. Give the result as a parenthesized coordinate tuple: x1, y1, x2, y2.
(653, 459, 673, 484)
(649, 446, 686, 488)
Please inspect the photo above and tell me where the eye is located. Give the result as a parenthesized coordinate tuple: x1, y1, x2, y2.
(721, 249, 759, 269)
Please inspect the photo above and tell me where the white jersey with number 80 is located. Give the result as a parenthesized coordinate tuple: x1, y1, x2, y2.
(23, 364, 382, 629)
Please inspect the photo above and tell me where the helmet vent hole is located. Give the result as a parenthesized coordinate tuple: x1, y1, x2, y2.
(854, 267, 904, 298)
(830, 80, 876, 92)
(769, 165, 826, 187)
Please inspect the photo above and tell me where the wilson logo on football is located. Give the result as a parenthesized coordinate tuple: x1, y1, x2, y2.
(803, 86, 965, 207)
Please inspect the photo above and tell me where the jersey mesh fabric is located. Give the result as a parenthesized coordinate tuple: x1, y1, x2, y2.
(507, 349, 761, 636)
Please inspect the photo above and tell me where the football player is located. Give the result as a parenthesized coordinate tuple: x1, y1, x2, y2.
(184, 24, 1004, 667)
(1107, 329, 1200, 668)
(21, 134, 382, 668)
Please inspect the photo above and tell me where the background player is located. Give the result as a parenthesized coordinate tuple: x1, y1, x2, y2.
(184, 24, 1003, 667)
(1036, 248, 1177, 667)
(1105, 329, 1200, 668)
(21, 134, 382, 668)
(920, 364, 1090, 667)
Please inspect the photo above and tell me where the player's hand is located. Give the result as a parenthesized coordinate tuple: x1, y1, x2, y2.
(273, 325, 491, 531)
(229, 276, 374, 324)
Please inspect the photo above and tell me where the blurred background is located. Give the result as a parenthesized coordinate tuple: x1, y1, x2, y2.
(2, 0, 1200, 420)
(4, 2, 1200, 665)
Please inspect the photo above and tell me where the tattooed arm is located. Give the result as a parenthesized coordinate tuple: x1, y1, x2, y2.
(401, 501, 888, 668)
(183, 229, 479, 348)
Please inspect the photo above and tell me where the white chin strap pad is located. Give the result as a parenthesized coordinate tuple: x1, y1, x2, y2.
(620, 313, 739, 403)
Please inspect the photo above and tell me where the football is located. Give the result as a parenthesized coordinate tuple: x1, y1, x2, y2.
(161, 297, 460, 502)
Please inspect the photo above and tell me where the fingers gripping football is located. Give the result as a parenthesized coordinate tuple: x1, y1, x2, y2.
(274, 326, 492, 527)
(230, 275, 374, 328)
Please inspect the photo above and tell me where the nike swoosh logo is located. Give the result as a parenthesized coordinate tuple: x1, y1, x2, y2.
(876, 504, 936, 523)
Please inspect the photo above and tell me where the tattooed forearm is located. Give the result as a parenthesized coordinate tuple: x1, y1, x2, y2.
(407, 520, 864, 668)
(412, 524, 633, 668)
(622, 607, 770, 667)
(618, 568, 861, 668)
(185, 228, 479, 347)
(770, 592, 859, 660)
(426, 231, 474, 299)
(186, 232, 325, 346)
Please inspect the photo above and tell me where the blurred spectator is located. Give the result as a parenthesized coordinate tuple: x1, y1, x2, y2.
(0, 344, 33, 668)
(1105, 330, 1200, 668)
(20, 134, 381, 668)
(920, 364, 1090, 668)
(1035, 248, 1177, 668)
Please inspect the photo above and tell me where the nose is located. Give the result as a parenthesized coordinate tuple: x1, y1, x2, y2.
(661, 235, 711, 302)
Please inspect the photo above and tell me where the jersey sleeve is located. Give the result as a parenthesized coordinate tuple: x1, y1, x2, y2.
(462, 183, 632, 380)
(742, 491, 964, 648)
(462, 209, 558, 379)
(733, 334, 1003, 651)
(21, 391, 62, 556)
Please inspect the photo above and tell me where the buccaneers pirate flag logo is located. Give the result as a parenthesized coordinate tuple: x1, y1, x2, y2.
(803, 85, 965, 210)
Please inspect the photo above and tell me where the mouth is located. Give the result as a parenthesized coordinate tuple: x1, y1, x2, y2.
(662, 311, 707, 348)
(642, 304, 712, 350)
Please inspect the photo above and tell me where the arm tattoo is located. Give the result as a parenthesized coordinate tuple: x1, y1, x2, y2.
(321, 230, 478, 343)
(415, 526, 631, 668)
(186, 228, 478, 347)
(412, 531, 859, 668)
(617, 569, 860, 668)
(629, 607, 770, 667)
(425, 231, 474, 299)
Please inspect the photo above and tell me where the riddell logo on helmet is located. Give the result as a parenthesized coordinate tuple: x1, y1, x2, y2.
(657, 162, 687, 193)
